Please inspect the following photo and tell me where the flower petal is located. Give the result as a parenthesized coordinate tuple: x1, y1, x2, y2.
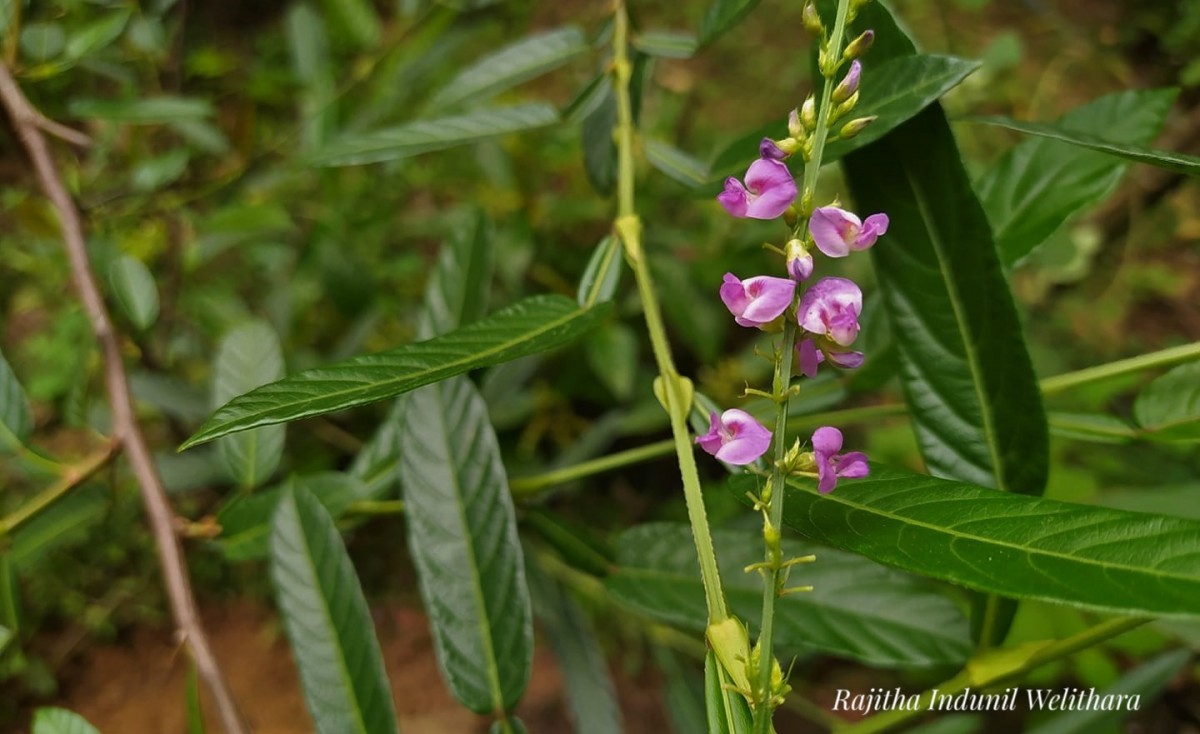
(826, 350, 864, 369)
(742, 159, 797, 220)
(816, 455, 838, 493)
(759, 138, 787, 160)
(811, 425, 843, 458)
(714, 409, 772, 464)
(796, 338, 824, 378)
(717, 178, 749, 218)
(695, 411, 725, 457)
(738, 276, 795, 325)
(853, 213, 889, 250)
(719, 273, 751, 318)
(834, 451, 870, 479)
(809, 206, 860, 258)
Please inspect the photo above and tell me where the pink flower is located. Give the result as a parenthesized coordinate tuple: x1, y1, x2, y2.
(796, 338, 863, 378)
(796, 277, 862, 347)
(720, 272, 796, 329)
(809, 206, 889, 257)
(785, 239, 814, 282)
(696, 409, 772, 465)
(718, 158, 798, 220)
(759, 137, 787, 160)
(811, 426, 869, 494)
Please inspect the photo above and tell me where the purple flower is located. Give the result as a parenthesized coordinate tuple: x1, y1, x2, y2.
(720, 273, 796, 329)
(811, 426, 868, 494)
(832, 60, 862, 103)
(718, 159, 798, 220)
(785, 239, 814, 282)
(759, 138, 787, 160)
(696, 409, 773, 465)
(809, 206, 889, 257)
(796, 276, 862, 346)
(796, 338, 864, 378)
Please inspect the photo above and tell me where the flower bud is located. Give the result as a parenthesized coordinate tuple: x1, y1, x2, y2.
(832, 60, 862, 104)
(843, 29, 875, 60)
(832, 91, 860, 122)
(802, 1, 824, 36)
(759, 137, 787, 160)
(839, 116, 876, 140)
(785, 238, 814, 281)
(800, 95, 817, 131)
(788, 108, 803, 139)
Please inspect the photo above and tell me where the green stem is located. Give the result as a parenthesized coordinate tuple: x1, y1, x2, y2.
(342, 499, 406, 516)
(836, 617, 1149, 734)
(0, 443, 117, 536)
(510, 439, 674, 495)
(754, 2, 853, 730)
(611, 0, 728, 623)
(1039, 341, 1200, 396)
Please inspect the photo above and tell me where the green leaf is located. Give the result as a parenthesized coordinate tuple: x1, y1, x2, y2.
(130, 149, 190, 192)
(633, 30, 697, 59)
(698, 0, 761, 46)
(10, 485, 107, 571)
(0, 347, 34, 447)
(20, 23, 65, 62)
(843, 105, 1048, 495)
(971, 115, 1200, 177)
(213, 320, 286, 489)
(108, 255, 159, 331)
(425, 27, 587, 113)
(488, 719, 529, 734)
(704, 649, 752, 734)
(309, 103, 559, 166)
(400, 377, 532, 712)
(975, 90, 1176, 266)
(270, 487, 399, 734)
(644, 138, 710, 187)
(586, 322, 638, 401)
(31, 708, 101, 734)
(576, 235, 623, 308)
(1048, 412, 1138, 444)
(183, 295, 608, 448)
(606, 523, 972, 667)
(185, 663, 206, 734)
(417, 208, 494, 339)
(527, 560, 622, 734)
(582, 87, 617, 195)
(0, 623, 11, 655)
(1134, 361, 1200, 442)
(318, 0, 380, 48)
(68, 97, 214, 123)
(738, 466, 1200, 618)
(655, 648, 707, 734)
(65, 8, 131, 59)
(1025, 649, 1190, 734)
(287, 1, 336, 150)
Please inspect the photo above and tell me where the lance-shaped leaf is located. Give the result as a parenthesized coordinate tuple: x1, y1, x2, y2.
(270, 487, 399, 734)
(971, 115, 1200, 177)
(425, 27, 587, 113)
(732, 467, 1200, 618)
(975, 89, 1177, 267)
(698, 0, 762, 46)
(309, 103, 559, 166)
(606, 523, 972, 667)
(212, 320, 286, 489)
(68, 96, 214, 122)
(0, 347, 33, 447)
(182, 295, 608, 448)
(31, 708, 101, 734)
(843, 105, 1048, 495)
(401, 377, 532, 713)
(1134, 361, 1200, 442)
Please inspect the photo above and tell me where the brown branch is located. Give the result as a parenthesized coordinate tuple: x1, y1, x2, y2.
(0, 63, 248, 734)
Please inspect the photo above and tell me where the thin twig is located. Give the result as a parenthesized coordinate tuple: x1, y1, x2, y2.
(0, 442, 118, 536)
(0, 62, 248, 734)
(33, 113, 91, 147)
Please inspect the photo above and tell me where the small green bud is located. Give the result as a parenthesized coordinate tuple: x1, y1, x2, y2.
(839, 116, 876, 140)
(843, 29, 875, 60)
(802, 1, 824, 37)
(800, 95, 817, 131)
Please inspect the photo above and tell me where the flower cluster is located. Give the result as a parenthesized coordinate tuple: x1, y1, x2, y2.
(695, 53, 883, 493)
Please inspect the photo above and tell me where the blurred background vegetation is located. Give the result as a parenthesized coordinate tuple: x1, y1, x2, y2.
(1, 0, 1198, 731)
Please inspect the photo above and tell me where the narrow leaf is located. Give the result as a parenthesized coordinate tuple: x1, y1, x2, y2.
(698, 0, 762, 46)
(400, 377, 532, 712)
(576, 235, 623, 307)
(0, 347, 33, 446)
(971, 115, 1200, 177)
(213, 320, 286, 488)
(318, 0, 380, 48)
(31, 708, 101, 734)
(1134, 361, 1200, 441)
(65, 8, 131, 59)
(10, 485, 106, 571)
(975, 89, 1176, 266)
(736, 467, 1200, 618)
(108, 255, 159, 331)
(0, 623, 10, 655)
(704, 649, 751, 734)
(606, 524, 972, 667)
(183, 295, 608, 448)
(644, 138, 710, 187)
(309, 103, 559, 166)
(425, 27, 587, 113)
(582, 87, 617, 195)
(68, 97, 214, 122)
(270, 487, 399, 734)
(1048, 412, 1138, 444)
(633, 31, 697, 59)
(417, 208, 494, 339)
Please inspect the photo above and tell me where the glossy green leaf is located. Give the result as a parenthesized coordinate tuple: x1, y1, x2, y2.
(972, 115, 1200, 177)
(68, 96, 214, 122)
(0, 347, 33, 447)
(31, 708, 101, 734)
(698, 0, 761, 46)
(425, 27, 586, 113)
(108, 255, 159, 331)
(1026, 649, 1190, 734)
(645, 138, 710, 187)
(844, 105, 1048, 495)
(975, 90, 1176, 266)
(606, 523, 972, 667)
(318, 0, 380, 48)
(1134, 362, 1200, 442)
(400, 377, 532, 712)
(527, 560, 622, 734)
(738, 467, 1200, 618)
(309, 103, 559, 166)
(576, 235, 623, 308)
(704, 649, 751, 734)
(10, 485, 106, 571)
(270, 487, 399, 734)
(184, 295, 607, 448)
(213, 320, 285, 489)
(633, 30, 697, 59)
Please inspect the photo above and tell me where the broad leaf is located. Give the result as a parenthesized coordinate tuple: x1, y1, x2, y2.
(425, 27, 586, 113)
(183, 295, 608, 448)
(400, 377, 532, 712)
(108, 255, 159, 331)
(0, 347, 33, 447)
(212, 320, 285, 489)
(31, 708, 101, 734)
(698, 0, 761, 46)
(975, 90, 1176, 266)
(68, 96, 213, 122)
(270, 487, 399, 734)
(735, 467, 1200, 618)
(1134, 361, 1200, 442)
(606, 523, 972, 667)
(309, 103, 559, 166)
(972, 115, 1200, 177)
(576, 235, 622, 308)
